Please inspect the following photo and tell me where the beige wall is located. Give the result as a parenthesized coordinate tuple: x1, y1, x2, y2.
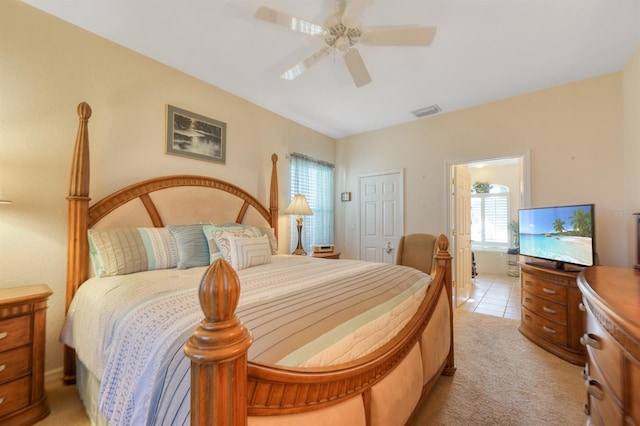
(2, 0, 638, 377)
(336, 73, 627, 269)
(623, 44, 640, 267)
(0, 0, 335, 374)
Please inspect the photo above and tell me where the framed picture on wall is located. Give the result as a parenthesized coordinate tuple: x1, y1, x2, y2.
(166, 105, 226, 164)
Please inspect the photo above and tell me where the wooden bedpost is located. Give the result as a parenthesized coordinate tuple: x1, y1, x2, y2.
(63, 102, 92, 384)
(185, 259, 253, 426)
(269, 154, 279, 237)
(435, 234, 456, 376)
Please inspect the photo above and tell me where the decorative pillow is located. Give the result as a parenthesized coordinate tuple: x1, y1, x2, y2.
(226, 234, 272, 271)
(256, 227, 278, 255)
(166, 224, 210, 269)
(88, 227, 178, 277)
(202, 224, 259, 264)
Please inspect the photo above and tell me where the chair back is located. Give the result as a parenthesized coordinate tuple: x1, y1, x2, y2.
(396, 233, 438, 275)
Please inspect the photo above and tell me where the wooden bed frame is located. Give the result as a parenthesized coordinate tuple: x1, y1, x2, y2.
(64, 102, 456, 425)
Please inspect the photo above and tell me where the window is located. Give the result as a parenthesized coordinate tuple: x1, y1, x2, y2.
(471, 184, 509, 249)
(288, 153, 334, 250)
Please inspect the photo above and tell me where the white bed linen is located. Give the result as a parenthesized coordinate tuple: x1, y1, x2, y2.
(61, 255, 432, 426)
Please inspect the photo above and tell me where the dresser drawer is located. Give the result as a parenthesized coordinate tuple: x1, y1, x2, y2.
(0, 376, 30, 417)
(0, 345, 31, 385)
(521, 307, 568, 346)
(583, 308, 622, 399)
(586, 357, 624, 426)
(522, 290, 567, 325)
(521, 273, 567, 304)
(0, 315, 31, 350)
(629, 359, 640, 425)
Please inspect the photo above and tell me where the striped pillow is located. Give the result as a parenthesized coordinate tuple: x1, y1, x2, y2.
(88, 228, 178, 277)
(226, 234, 272, 271)
(166, 224, 210, 269)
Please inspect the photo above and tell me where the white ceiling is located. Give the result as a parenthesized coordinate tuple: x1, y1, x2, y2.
(21, 0, 640, 139)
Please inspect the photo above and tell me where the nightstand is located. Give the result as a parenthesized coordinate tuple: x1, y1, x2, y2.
(0, 284, 52, 425)
(311, 251, 341, 259)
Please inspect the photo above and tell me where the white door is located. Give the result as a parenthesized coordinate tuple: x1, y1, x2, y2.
(358, 171, 404, 263)
(453, 164, 472, 306)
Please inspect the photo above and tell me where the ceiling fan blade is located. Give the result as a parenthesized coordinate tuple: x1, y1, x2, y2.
(343, 48, 372, 88)
(281, 47, 332, 81)
(255, 6, 328, 37)
(361, 27, 437, 46)
(341, 0, 373, 28)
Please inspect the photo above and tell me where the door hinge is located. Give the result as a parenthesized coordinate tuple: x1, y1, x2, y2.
(451, 177, 456, 185)
(453, 280, 457, 288)
(452, 229, 457, 236)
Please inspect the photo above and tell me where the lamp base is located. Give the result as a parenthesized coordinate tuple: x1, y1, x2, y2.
(291, 215, 307, 256)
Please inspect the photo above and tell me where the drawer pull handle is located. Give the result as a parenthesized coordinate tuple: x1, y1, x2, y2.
(524, 281, 532, 286)
(0, 332, 7, 340)
(586, 379, 603, 400)
(543, 306, 557, 314)
(524, 297, 533, 303)
(542, 288, 557, 295)
(582, 368, 588, 380)
(524, 314, 532, 321)
(0, 396, 4, 405)
(580, 333, 602, 350)
(543, 326, 557, 334)
(0, 364, 5, 372)
(579, 303, 585, 312)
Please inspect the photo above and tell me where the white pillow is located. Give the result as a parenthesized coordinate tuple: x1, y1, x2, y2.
(256, 227, 278, 254)
(225, 234, 272, 271)
(202, 224, 259, 263)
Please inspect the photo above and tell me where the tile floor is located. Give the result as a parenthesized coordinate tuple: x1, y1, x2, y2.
(459, 272, 521, 319)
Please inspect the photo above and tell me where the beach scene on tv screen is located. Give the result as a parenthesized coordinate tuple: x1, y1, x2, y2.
(520, 205, 593, 266)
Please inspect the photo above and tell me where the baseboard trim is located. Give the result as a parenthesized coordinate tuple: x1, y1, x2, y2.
(45, 367, 64, 385)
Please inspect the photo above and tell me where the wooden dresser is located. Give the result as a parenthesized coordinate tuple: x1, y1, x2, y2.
(0, 284, 52, 426)
(578, 266, 640, 426)
(519, 263, 586, 365)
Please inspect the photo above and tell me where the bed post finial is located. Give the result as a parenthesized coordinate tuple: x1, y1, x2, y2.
(78, 101, 92, 119)
(185, 259, 253, 426)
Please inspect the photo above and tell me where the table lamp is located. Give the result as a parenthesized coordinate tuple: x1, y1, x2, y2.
(284, 194, 313, 255)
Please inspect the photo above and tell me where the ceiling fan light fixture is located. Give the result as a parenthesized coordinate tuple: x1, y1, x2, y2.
(256, 1, 436, 87)
(411, 104, 441, 118)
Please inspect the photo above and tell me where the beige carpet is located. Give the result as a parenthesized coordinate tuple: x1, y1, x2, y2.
(38, 309, 586, 425)
(412, 309, 585, 425)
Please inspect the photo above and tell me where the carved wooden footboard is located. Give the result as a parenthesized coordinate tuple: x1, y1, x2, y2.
(185, 236, 454, 425)
(65, 102, 455, 426)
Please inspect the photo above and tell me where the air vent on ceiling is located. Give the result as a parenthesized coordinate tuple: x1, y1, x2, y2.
(411, 104, 441, 118)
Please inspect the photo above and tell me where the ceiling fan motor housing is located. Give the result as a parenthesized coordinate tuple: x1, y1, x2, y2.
(326, 24, 362, 51)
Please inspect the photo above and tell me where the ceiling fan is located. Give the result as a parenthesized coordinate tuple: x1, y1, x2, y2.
(255, 0, 436, 88)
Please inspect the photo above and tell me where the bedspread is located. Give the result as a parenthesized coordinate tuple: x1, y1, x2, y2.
(61, 255, 432, 426)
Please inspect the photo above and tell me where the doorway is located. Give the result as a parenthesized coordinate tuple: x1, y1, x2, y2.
(448, 154, 530, 307)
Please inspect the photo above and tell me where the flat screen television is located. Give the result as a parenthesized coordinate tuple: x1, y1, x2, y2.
(518, 203, 595, 271)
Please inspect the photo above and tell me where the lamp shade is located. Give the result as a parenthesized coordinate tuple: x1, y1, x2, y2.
(284, 194, 313, 216)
